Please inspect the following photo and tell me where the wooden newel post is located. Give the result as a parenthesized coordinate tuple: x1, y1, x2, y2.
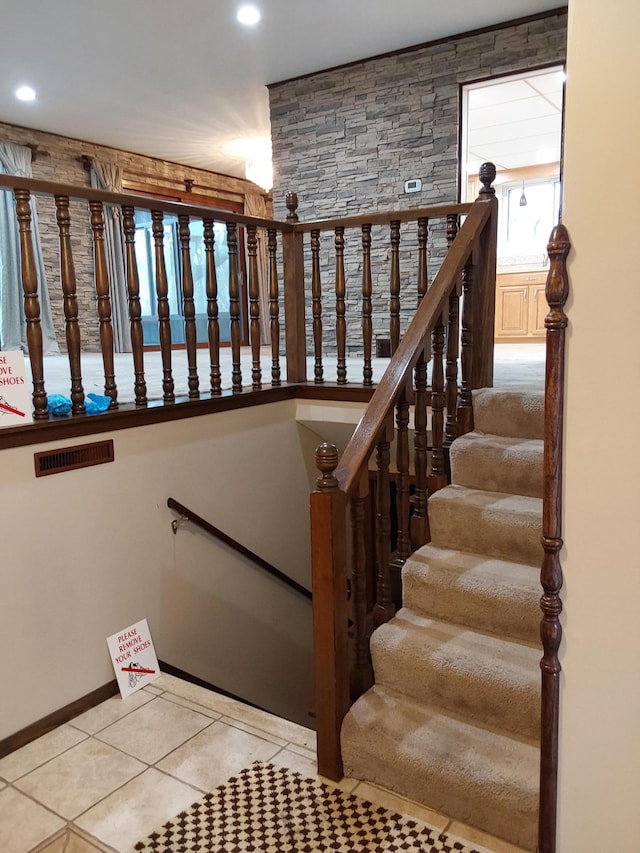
(538, 223, 570, 853)
(310, 442, 349, 781)
(472, 161, 497, 390)
(282, 191, 307, 383)
(285, 191, 299, 224)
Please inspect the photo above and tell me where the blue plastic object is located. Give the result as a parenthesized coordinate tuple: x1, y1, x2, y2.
(47, 394, 72, 417)
(85, 393, 112, 415)
(46, 393, 112, 416)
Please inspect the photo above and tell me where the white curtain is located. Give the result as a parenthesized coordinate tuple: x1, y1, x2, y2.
(244, 193, 270, 344)
(89, 159, 131, 352)
(0, 142, 59, 354)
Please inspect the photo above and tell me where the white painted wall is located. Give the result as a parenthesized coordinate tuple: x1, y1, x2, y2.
(560, 1, 640, 849)
(0, 400, 320, 737)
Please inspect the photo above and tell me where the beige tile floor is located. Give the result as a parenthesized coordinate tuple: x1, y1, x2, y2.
(0, 673, 529, 853)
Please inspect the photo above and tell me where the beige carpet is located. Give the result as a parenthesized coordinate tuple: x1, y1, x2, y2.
(341, 389, 544, 851)
(27, 343, 544, 405)
(130, 762, 482, 852)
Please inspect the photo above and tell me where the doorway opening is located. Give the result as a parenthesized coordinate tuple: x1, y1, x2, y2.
(460, 66, 564, 342)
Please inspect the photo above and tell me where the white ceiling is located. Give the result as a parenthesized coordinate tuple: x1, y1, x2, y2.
(466, 68, 564, 171)
(0, 1, 565, 180)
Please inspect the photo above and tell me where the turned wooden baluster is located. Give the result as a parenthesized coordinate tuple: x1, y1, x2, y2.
(373, 417, 395, 627)
(310, 228, 323, 383)
(334, 226, 347, 384)
(89, 201, 118, 407)
(389, 220, 401, 354)
(151, 210, 175, 403)
(457, 257, 475, 436)
(417, 216, 431, 364)
(361, 224, 373, 386)
(203, 219, 221, 396)
(538, 224, 570, 853)
(267, 228, 281, 386)
(392, 393, 411, 601)
(227, 222, 242, 393)
(417, 217, 429, 303)
(122, 206, 147, 407)
(14, 189, 47, 419)
(429, 313, 447, 492)
(411, 217, 430, 548)
(178, 215, 199, 399)
(350, 472, 374, 700)
(247, 225, 262, 390)
(444, 213, 460, 455)
(411, 355, 430, 549)
(55, 195, 85, 415)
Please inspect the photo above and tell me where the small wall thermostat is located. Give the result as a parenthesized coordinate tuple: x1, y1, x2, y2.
(404, 178, 422, 194)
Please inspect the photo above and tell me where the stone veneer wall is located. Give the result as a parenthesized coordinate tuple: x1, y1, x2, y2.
(269, 11, 567, 355)
(0, 121, 265, 351)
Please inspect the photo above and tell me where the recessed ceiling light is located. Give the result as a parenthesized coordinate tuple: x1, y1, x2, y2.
(237, 5, 261, 25)
(15, 85, 36, 102)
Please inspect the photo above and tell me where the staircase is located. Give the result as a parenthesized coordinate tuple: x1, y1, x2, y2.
(341, 388, 544, 851)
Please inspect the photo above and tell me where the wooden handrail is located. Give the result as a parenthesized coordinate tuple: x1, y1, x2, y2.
(0, 173, 291, 231)
(310, 170, 499, 780)
(294, 201, 473, 232)
(334, 199, 494, 498)
(3, 171, 494, 448)
(167, 497, 312, 600)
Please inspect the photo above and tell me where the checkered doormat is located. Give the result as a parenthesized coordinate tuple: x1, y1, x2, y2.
(131, 761, 481, 852)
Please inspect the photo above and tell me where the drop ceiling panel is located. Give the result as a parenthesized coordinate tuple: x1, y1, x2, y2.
(466, 68, 563, 172)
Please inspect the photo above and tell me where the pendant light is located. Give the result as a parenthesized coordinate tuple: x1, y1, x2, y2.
(519, 180, 527, 207)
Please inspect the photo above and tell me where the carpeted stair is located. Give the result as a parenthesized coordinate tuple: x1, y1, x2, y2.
(341, 388, 544, 851)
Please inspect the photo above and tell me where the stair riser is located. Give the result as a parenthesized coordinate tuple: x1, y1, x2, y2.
(371, 622, 540, 741)
(429, 489, 542, 567)
(340, 391, 545, 850)
(342, 688, 539, 851)
(402, 561, 540, 646)
(450, 435, 543, 498)
(472, 388, 545, 440)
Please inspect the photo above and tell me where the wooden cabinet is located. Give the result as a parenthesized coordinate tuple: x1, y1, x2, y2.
(495, 271, 547, 341)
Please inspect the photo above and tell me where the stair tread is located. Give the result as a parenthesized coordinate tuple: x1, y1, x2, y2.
(342, 684, 539, 850)
(431, 483, 543, 513)
(450, 431, 543, 498)
(373, 608, 540, 673)
(408, 543, 541, 582)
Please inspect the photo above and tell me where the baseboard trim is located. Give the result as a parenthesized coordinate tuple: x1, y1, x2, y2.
(0, 664, 270, 760)
(0, 679, 119, 759)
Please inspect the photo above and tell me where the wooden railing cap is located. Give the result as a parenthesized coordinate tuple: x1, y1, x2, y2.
(478, 162, 497, 197)
(315, 442, 339, 491)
